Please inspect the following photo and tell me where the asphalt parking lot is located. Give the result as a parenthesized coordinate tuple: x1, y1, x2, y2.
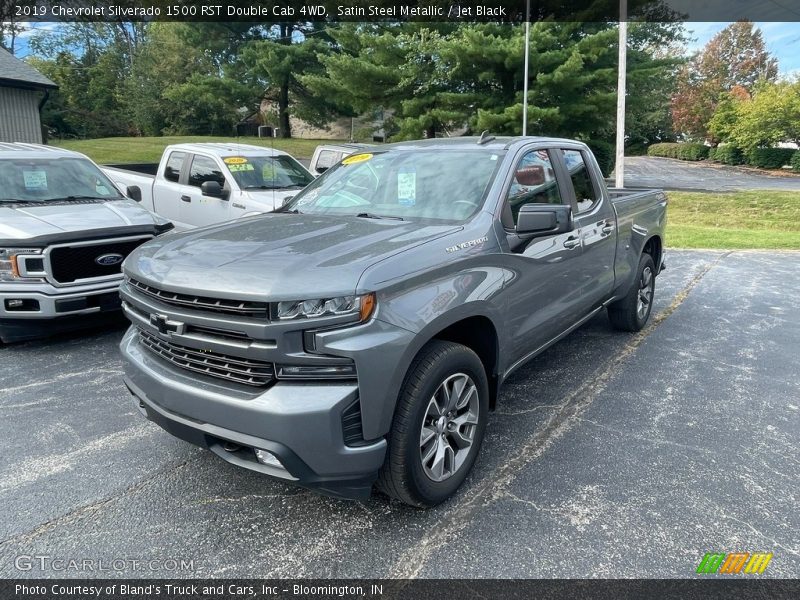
(618, 156, 800, 192)
(0, 250, 797, 578)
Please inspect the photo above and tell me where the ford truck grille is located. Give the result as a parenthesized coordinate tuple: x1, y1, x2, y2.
(137, 328, 274, 387)
(128, 278, 268, 319)
(50, 239, 148, 284)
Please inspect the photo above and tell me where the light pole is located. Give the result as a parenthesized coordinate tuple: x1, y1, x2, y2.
(522, 0, 530, 136)
(615, 0, 628, 188)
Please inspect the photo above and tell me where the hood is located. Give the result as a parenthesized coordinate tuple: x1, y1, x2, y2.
(0, 199, 160, 244)
(240, 188, 300, 212)
(125, 213, 460, 300)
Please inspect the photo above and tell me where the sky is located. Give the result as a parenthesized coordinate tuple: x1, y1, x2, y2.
(685, 22, 800, 77)
(9, 21, 800, 78)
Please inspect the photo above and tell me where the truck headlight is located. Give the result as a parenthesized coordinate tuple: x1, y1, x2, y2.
(275, 293, 375, 321)
(0, 248, 42, 282)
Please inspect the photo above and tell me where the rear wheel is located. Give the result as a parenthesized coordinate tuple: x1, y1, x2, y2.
(376, 340, 489, 507)
(608, 252, 656, 332)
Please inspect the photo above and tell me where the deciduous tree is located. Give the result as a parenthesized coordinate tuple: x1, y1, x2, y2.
(671, 21, 777, 142)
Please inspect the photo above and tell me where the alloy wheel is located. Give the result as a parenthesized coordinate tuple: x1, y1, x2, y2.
(419, 372, 480, 482)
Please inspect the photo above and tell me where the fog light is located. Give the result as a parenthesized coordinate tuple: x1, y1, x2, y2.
(4, 298, 39, 311)
(255, 449, 283, 468)
(277, 364, 357, 379)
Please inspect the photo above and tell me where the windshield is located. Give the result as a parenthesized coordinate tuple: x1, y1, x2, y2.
(224, 155, 313, 190)
(284, 149, 505, 221)
(0, 157, 124, 203)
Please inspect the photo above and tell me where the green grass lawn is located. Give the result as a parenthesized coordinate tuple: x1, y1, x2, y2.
(667, 190, 800, 250)
(52, 136, 339, 163)
(41, 141, 800, 250)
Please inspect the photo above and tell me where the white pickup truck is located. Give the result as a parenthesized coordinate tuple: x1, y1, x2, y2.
(102, 143, 314, 230)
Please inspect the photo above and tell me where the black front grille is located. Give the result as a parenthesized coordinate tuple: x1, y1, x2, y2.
(50, 239, 148, 284)
(137, 328, 274, 387)
(128, 278, 268, 318)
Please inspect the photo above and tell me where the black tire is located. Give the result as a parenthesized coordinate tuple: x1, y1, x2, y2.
(608, 252, 656, 332)
(376, 340, 489, 507)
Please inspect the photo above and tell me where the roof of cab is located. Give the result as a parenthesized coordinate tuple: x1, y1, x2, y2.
(0, 142, 86, 160)
(164, 142, 291, 158)
(316, 142, 374, 153)
(380, 136, 587, 152)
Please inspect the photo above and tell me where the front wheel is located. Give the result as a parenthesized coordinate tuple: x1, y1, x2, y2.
(376, 340, 489, 507)
(608, 252, 656, 332)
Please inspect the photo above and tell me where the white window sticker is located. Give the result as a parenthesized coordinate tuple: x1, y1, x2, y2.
(23, 170, 47, 190)
(397, 168, 416, 206)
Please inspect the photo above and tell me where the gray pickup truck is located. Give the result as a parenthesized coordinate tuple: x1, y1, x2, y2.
(119, 136, 666, 507)
(0, 143, 172, 343)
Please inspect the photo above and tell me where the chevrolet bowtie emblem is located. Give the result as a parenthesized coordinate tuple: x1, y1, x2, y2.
(149, 313, 185, 336)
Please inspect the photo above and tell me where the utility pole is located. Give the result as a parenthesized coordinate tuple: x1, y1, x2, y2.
(615, 0, 628, 188)
(522, 0, 530, 136)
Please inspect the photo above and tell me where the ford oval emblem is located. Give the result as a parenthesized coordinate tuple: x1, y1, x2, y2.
(95, 253, 124, 266)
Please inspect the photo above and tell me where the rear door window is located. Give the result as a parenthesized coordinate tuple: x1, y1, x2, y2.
(163, 152, 185, 183)
(561, 149, 601, 213)
(315, 150, 341, 173)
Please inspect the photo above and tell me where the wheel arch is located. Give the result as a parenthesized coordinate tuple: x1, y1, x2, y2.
(429, 314, 501, 410)
(642, 235, 663, 271)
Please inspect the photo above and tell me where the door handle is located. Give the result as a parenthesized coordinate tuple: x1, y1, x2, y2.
(563, 237, 581, 249)
(601, 224, 615, 235)
(180, 195, 191, 203)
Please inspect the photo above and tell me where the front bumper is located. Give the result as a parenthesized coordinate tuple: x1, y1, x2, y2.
(0, 279, 123, 342)
(120, 327, 387, 500)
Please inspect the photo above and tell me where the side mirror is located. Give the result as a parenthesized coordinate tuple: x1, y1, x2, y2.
(315, 166, 329, 174)
(201, 180, 227, 199)
(516, 204, 573, 237)
(126, 185, 142, 202)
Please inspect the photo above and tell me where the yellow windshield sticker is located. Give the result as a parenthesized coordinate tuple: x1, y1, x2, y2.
(223, 157, 248, 165)
(228, 163, 255, 172)
(342, 153, 373, 165)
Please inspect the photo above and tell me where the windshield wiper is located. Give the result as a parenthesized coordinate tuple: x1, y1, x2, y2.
(273, 205, 301, 214)
(0, 195, 117, 204)
(244, 184, 305, 191)
(355, 212, 404, 221)
(48, 195, 118, 202)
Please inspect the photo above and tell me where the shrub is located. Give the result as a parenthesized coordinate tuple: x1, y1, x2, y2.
(647, 143, 678, 158)
(647, 142, 709, 161)
(745, 147, 795, 169)
(678, 144, 709, 161)
(586, 139, 614, 177)
(711, 145, 745, 165)
(624, 142, 649, 156)
(791, 150, 800, 173)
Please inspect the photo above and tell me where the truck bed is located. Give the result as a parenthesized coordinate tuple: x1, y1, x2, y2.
(101, 166, 156, 212)
(607, 186, 667, 294)
(104, 163, 159, 176)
